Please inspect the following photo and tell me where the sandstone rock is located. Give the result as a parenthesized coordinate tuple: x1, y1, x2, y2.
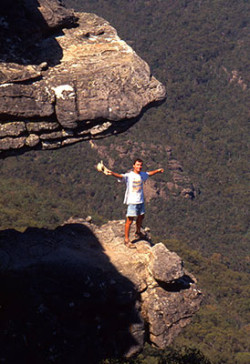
(0, 82, 55, 118)
(33, 0, 76, 30)
(0, 122, 26, 137)
(141, 283, 201, 348)
(25, 134, 40, 147)
(41, 140, 61, 149)
(149, 243, 184, 283)
(87, 220, 202, 349)
(39, 129, 73, 140)
(0, 136, 26, 150)
(0, 63, 42, 84)
(0, 218, 202, 361)
(61, 136, 85, 146)
(85, 215, 92, 223)
(26, 121, 59, 132)
(90, 122, 113, 136)
(0, 0, 166, 156)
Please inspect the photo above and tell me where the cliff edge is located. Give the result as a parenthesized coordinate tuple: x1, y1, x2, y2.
(0, 218, 202, 362)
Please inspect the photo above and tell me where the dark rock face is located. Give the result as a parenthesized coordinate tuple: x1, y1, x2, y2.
(0, 218, 202, 362)
(0, 0, 166, 156)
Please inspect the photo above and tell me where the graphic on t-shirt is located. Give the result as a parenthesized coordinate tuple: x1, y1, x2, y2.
(122, 171, 149, 204)
(132, 177, 143, 192)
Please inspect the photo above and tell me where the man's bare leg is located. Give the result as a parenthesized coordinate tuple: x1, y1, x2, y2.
(125, 216, 134, 243)
(136, 214, 144, 235)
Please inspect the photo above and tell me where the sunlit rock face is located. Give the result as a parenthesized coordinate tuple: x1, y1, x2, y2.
(0, 0, 166, 156)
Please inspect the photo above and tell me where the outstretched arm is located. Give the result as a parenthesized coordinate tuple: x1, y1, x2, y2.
(106, 170, 124, 179)
(148, 168, 164, 176)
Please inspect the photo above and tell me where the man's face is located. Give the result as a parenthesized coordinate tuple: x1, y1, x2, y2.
(133, 161, 143, 173)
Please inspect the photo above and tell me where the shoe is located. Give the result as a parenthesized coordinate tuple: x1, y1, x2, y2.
(124, 240, 136, 249)
(134, 232, 147, 240)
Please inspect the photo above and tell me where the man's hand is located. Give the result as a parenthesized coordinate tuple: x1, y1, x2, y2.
(148, 168, 164, 176)
(96, 160, 111, 175)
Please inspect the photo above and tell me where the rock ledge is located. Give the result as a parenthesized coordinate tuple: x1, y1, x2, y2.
(1, 218, 202, 361)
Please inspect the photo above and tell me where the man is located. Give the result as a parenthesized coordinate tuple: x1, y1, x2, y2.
(107, 158, 164, 248)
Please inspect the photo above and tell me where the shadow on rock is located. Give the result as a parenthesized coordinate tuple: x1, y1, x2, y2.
(156, 274, 195, 292)
(0, 0, 75, 65)
(0, 99, 166, 161)
(0, 223, 143, 363)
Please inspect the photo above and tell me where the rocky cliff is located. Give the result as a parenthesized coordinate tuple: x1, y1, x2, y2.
(0, 2, 201, 362)
(0, 218, 202, 362)
(0, 0, 166, 157)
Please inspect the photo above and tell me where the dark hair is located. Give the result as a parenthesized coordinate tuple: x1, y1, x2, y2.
(133, 158, 143, 165)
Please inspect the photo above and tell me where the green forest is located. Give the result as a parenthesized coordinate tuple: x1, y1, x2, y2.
(0, 0, 249, 363)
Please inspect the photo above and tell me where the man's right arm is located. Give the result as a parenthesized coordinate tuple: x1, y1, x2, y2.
(107, 170, 124, 179)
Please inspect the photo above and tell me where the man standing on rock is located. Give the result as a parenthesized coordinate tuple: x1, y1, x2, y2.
(107, 158, 164, 248)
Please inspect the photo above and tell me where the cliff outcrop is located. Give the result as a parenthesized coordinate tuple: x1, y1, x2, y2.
(0, 218, 202, 362)
(0, 0, 166, 156)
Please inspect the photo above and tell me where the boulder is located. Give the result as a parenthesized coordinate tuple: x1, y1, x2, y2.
(148, 243, 184, 283)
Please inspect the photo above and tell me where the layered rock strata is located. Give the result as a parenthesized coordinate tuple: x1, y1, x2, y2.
(0, 218, 202, 362)
(0, 0, 166, 156)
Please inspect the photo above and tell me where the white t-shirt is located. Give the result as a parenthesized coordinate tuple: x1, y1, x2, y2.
(121, 171, 149, 204)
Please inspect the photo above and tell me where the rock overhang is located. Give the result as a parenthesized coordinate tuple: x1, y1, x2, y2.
(0, 1, 166, 156)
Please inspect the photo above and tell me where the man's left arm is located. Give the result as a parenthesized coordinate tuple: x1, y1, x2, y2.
(147, 168, 164, 176)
